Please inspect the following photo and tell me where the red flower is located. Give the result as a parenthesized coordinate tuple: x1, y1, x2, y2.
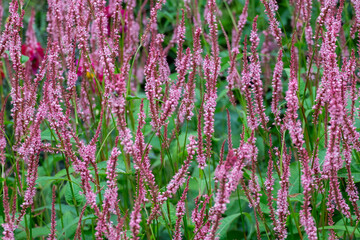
(21, 42, 44, 74)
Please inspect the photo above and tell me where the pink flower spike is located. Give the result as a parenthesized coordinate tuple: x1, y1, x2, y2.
(47, 186, 57, 240)
(173, 176, 191, 240)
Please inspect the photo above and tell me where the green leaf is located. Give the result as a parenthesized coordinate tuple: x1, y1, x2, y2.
(126, 95, 141, 101)
(217, 213, 241, 240)
(338, 163, 360, 183)
(41, 128, 76, 143)
(4, 50, 30, 64)
(283, 68, 290, 79)
(15, 226, 50, 239)
(338, 172, 360, 183)
(159, 202, 177, 226)
(217, 88, 228, 102)
(169, 72, 177, 80)
(34, 204, 78, 215)
(36, 176, 67, 187)
(95, 160, 128, 175)
(289, 162, 302, 195)
(4, 121, 14, 125)
(65, 180, 85, 206)
(60, 213, 96, 239)
(322, 225, 360, 237)
(21, 55, 30, 63)
(55, 167, 75, 177)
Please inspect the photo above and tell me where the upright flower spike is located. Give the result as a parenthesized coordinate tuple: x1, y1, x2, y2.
(39, 44, 99, 216)
(206, 0, 220, 72)
(47, 0, 65, 42)
(241, 38, 258, 130)
(260, 0, 282, 46)
(0, 96, 7, 166)
(247, 133, 261, 209)
(141, 0, 167, 44)
(74, 0, 90, 57)
(323, 69, 350, 235)
(231, 0, 249, 50)
(226, 48, 240, 105)
(176, 9, 186, 67)
(0, 0, 24, 57)
(158, 11, 191, 127)
(148, 136, 197, 223)
(133, 100, 158, 207)
(76, 144, 99, 211)
(203, 55, 217, 160)
(192, 195, 211, 240)
(312, 15, 356, 220)
(197, 108, 206, 169)
(160, 48, 191, 127)
(19, 11, 43, 132)
(144, 34, 164, 129)
(103, 138, 121, 214)
(206, 136, 254, 240)
(285, 42, 317, 240)
(249, 16, 269, 130)
(74, 205, 88, 240)
(122, 1, 140, 59)
(274, 147, 291, 240)
(130, 174, 146, 240)
(346, 51, 357, 122)
(173, 177, 190, 240)
(200, 0, 221, 162)
(264, 146, 276, 229)
(47, 186, 57, 240)
(193, 28, 203, 66)
(6, 0, 27, 142)
(107, 57, 135, 155)
(16, 108, 43, 223)
(343, 142, 360, 219)
(64, 13, 77, 90)
(178, 28, 202, 123)
(0, 0, 3, 28)
(312, 4, 342, 125)
(271, 49, 283, 126)
(2, 184, 16, 240)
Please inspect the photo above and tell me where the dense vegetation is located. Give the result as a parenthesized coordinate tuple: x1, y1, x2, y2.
(0, 0, 360, 239)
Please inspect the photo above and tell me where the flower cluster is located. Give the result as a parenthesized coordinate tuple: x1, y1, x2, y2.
(1, 0, 360, 240)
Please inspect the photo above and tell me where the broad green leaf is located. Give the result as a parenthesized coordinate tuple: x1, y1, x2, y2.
(126, 95, 141, 101)
(218, 213, 241, 240)
(159, 202, 177, 226)
(36, 176, 67, 186)
(55, 167, 75, 177)
(60, 213, 96, 239)
(15, 226, 50, 239)
(169, 72, 177, 80)
(289, 162, 302, 195)
(322, 225, 360, 237)
(34, 204, 78, 214)
(95, 160, 128, 174)
(65, 180, 85, 206)
(21, 55, 30, 63)
(239, 196, 270, 214)
(4, 50, 30, 64)
(338, 172, 360, 183)
(41, 128, 76, 143)
(338, 163, 360, 183)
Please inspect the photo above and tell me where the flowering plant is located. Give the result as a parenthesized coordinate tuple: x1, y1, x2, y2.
(0, 0, 360, 239)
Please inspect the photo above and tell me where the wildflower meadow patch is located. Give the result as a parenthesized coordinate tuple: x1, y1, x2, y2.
(0, 0, 360, 239)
